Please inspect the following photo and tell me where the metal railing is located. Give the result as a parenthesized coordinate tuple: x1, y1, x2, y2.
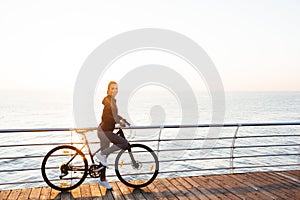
(0, 122, 300, 190)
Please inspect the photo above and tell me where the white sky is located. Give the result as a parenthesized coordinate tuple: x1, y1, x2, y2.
(0, 0, 300, 92)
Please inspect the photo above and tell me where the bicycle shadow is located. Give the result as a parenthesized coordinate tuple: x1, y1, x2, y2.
(51, 184, 158, 199)
(106, 187, 156, 199)
(52, 187, 170, 199)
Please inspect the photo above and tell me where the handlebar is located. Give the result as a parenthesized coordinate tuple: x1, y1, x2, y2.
(122, 119, 131, 127)
(75, 119, 131, 134)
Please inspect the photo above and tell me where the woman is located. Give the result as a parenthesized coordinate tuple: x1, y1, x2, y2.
(96, 81, 130, 189)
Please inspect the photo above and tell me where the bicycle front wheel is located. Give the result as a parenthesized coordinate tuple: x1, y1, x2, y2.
(115, 144, 159, 188)
(41, 145, 88, 191)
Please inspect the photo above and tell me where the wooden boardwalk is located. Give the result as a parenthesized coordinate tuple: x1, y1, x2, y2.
(1, 170, 299, 200)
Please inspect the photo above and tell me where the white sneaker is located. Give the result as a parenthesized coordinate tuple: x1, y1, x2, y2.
(95, 153, 108, 166)
(98, 180, 113, 189)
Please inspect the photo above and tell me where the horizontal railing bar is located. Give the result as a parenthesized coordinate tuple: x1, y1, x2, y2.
(1, 122, 300, 133)
(124, 122, 300, 129)
(1, 145, 298, 161)
(0, 155, 44, 160)
(234, 144, 299, 148)
(1, 152, 299, 163)
(233, 134, 300, 139)
(133, 134, 300, 142)
(158, 153, 300, 163)
(1, 133, 300, 148)
(0, 142, 90, 148)
(0, 167, 40, 173)
(158, 144, 299, 152)
(234, 153, 300, 159)
(0, 143, 76, 148)
(2, 153, 300, 173)
(0, 180, 45, 186)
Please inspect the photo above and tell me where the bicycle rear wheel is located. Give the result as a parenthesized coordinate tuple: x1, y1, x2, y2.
(115, 144, 159, 188)
(41, 145, 88, 191)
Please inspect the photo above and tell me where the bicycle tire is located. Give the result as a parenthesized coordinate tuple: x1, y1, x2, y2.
(115, 143, 159, 188)
(41, 145, 88, 191)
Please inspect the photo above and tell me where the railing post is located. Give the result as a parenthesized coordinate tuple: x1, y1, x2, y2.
(230, 124, 241, 174)
(298, 145, 300, 170)
(157, 126, 163, 157)
(70, 130, 74, 145)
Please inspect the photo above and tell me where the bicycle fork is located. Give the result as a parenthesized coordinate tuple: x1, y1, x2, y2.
(127, 146, 140, 169)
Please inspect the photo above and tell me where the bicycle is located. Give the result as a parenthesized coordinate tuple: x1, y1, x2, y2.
(41, 124, 159, 191)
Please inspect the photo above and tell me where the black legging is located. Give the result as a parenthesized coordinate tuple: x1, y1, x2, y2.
(97, 128, 130, 180)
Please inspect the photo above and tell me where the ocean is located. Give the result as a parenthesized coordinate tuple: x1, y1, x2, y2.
(0, 90, 300, 190)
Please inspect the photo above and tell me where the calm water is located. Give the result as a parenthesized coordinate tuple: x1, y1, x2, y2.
(0, 90, 300, 190)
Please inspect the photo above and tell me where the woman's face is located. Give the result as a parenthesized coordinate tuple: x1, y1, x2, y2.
(108, 83, 118, 97)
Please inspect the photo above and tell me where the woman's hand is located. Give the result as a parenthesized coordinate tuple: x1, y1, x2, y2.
(119, 118, 130, 127)
(119, 120, 126, 127)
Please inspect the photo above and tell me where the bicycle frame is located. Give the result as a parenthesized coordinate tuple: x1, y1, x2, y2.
(76, 129, 138, 167)
(74, 132, 98, 165)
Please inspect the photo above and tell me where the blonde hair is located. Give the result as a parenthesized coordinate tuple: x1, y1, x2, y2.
(107, 81, 118, 95)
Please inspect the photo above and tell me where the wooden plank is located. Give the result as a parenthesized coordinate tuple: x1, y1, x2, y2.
(209, 175, 236, 199)
(208, 174, 253, 199)
(80, 184, 93, 200)
(244, 172, 291, 199)
(232, 173, 277, 200)
(121, 181, 145, 200)
(50, 188, 60, 200)
(266, 171, 299, 188)
(156, 179, 178, 200)
(283, 170, 300, 180)
(176, 177, 214, 200)
(169, 177, 197, 200)
(193, 176, 225, 200)
(109, 182, 125, 200)
(146, 179, 168, 200)
(150, 179, 169, 200)
(99, 184, 114, 200)
(0, 190, 11, 200)
(39, 187, 51, 200)
(226, 173, 271, 200)
(182, 177, 210, 200)
(196, 175, 233, 200)
(276, 171, 300, 185)
(160, 178, 189, 200)
(262, 171, 299, 199)
(90, 183, 103, 200)
(18, 188, 32, 200)
(29, 187, 42, 199)
(136, 180, 156, 200)
(230, 173, 275, 200)
(185, 178, 234, 199)
(254, 171, 296, 198)
(115, 181, 135, 200)
(71, 186, 82, 199)
(130, 188, 145, 200)
(182, 176, 216, 200)
(60, 191, 71, 200)
(7, 189, 21, 200)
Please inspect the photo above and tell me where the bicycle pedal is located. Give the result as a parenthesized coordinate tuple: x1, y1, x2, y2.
(93, 166, 107, 172)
